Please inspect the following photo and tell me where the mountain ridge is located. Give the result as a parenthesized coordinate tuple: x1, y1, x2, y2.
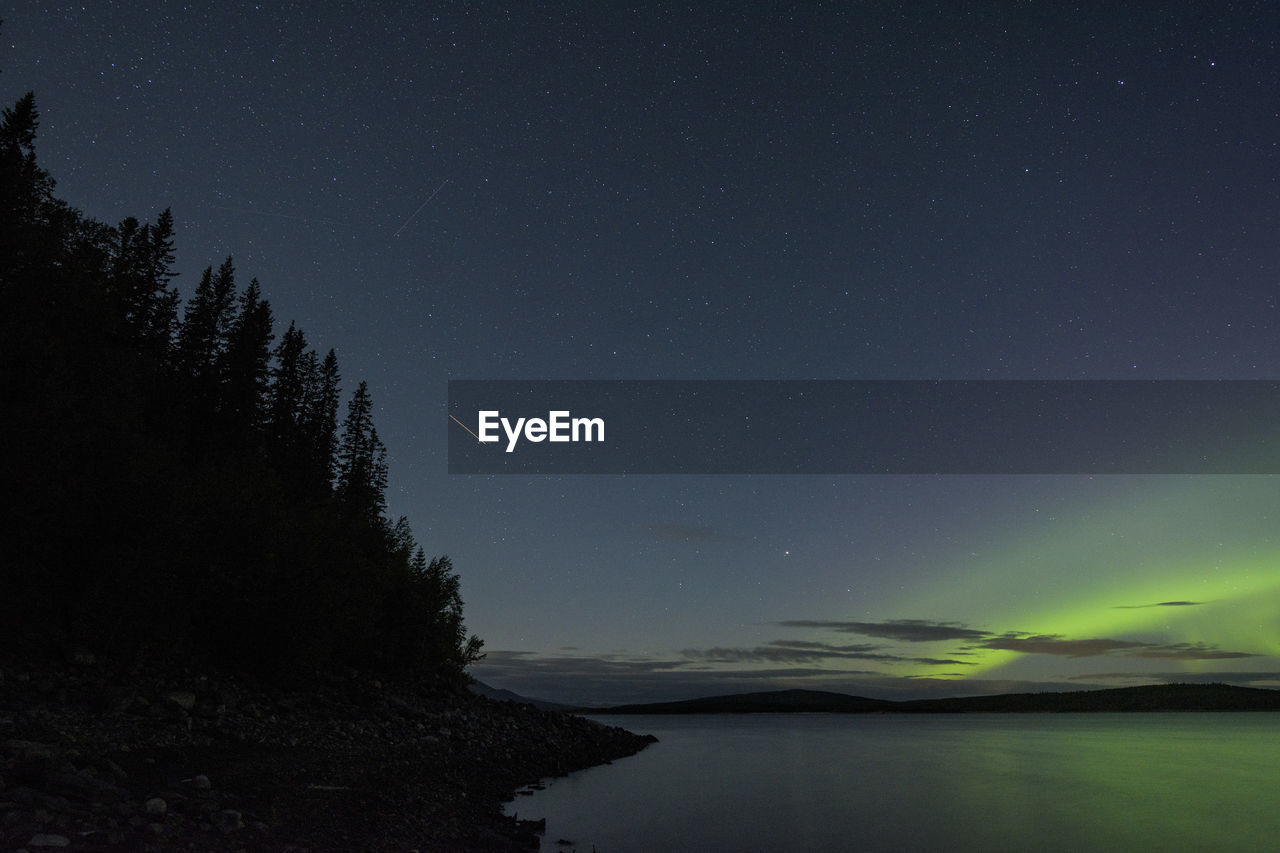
(468, 679, 576, 711)
(586, 682, 1280, 714)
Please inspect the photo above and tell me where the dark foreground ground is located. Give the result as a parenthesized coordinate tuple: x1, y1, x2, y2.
(0, 654, 655, 851)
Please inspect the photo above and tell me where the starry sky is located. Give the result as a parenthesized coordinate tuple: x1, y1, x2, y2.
(8, 2, 1280, 705)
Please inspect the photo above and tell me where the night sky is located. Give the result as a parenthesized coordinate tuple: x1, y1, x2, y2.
(9, 2, 1280, 705)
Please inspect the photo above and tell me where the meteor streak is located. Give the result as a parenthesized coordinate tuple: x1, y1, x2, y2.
(393, 179, 449, 237)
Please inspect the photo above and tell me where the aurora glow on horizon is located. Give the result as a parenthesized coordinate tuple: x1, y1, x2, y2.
(11, 3, 1280, 706)
(467, 473, 1280, 706)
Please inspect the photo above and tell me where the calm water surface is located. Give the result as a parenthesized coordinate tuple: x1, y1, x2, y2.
(507, 713, 1280, 852)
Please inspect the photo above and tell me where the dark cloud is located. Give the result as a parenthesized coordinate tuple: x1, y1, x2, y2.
(471, 625, 1264, 707)
(471, 649, 695, 706)
(684, 643, 975, 667)
(483, 650, 536, 660)
(977, 634, 1148, 657)
(684, 646, 901, 665)
(769, 640, 883, 653)
(1112, 600, 1203, 610)
(770, 639, 978, 666)
(907, 658, 979, 666)
(1130, 642, 1257, 661)
(777, 619, 991, 642)
(471, 649, 887, 706)
(975, 634, 1258, 660)
(1072, 671, 1280, 685)
(471, 647, 1100, 706)
(478, 649, 685, 675)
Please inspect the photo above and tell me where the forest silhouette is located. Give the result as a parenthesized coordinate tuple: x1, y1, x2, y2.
(0, 90, 483, 681)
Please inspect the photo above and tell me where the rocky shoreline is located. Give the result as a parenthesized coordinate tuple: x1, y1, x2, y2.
(0, 654, 656, 851)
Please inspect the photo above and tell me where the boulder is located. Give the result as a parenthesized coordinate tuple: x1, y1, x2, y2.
(166, 691, 197, 712)
(213, 808, 244, 833)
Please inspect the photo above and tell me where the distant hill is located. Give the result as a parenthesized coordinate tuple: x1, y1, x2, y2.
(895, 683, 1280, 713)
(469, 680, 576, 712)
(592, 688, 895, 715)
(590, 683, 1280, 715)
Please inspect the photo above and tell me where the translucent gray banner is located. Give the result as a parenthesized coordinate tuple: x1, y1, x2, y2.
(447, 380, 1280, 474)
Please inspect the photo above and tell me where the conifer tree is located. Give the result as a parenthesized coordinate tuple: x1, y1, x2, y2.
(178, 257, 237, 384)
(336, 380, 388, 522)
(303, 348, 341, 491)
(224, 277, 274, 434)
(110, 211, 177, 358)
(268, 321, 309, 477)
(269, 323, 308, 433)
(0, 93, 54, 231)
(0, 93, 56, 292)
(141, 208, 180, 357)
(412, 553, 485, 672)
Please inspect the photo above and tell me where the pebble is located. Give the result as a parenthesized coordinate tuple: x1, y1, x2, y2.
(2, 658, 656, 850)
(166, 691, 197, 711)
(213, 808, 244, 833)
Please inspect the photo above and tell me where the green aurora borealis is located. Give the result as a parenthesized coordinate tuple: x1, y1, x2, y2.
(883, 476, 1280, 683)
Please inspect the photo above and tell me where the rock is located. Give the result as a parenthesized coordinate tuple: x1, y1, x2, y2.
(6, 739, 55, 759)
(27, 834, 71, 848)
(45, 766, 128, 802)
(96, 757, 128, 781)
(1, 656, 657, 851)
(166, 691, 196, 712)
(9, 785, 37, 805)
(213, 808, 244, 833)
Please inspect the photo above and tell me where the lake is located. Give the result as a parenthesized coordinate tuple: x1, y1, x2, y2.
(507, 712, 1280, 852)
